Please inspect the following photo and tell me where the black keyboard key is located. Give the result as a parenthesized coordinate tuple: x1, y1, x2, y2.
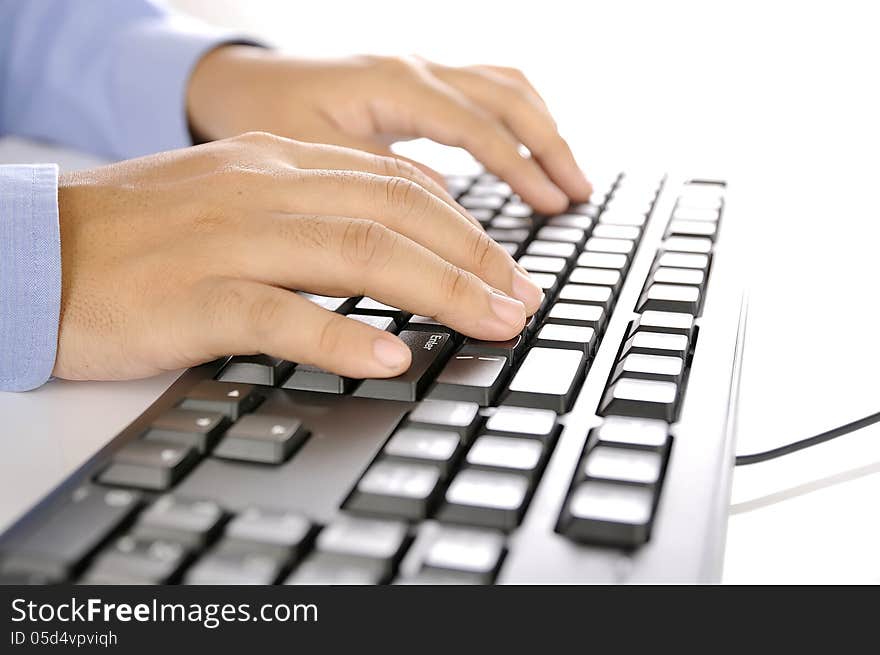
(143, 408, 228, 454)
(491, 215, 533, 230)
(282, 364, 355, 394)
(633, 310, 695, 337)
(405, 314, 455, 333)
(222, 508, 312, 560)
(500, 200, 531, 217)
(577, 251, 628, 271)
(354, 330, 453, 402)
(526, 239, 577, 261)
(672, 206, 720, 222)
(216, 355, 293, 386)
(461, 333, 526, 364)
(664, 236, 712, 254)
(668, 219, 717, 239)
(459, 193, 505, 210)
(438, 469, 530, 530)
(383, 427, 461, 475)
(316, 515, 408, 569)
(285, 552, 386, 585)
(613, 353, 684, 384)
(652, 267, 705, 286)
(0, 486, 140, 583)
(625, 330, 689, 358)
(559, 480, 654, 546)
(82, 535, 188, 584)
(546, 302, 605, 330)
(446, 175, 473, 196)
(466, 434, 545, 479)
(657, 252, 709, 270)
(348, 313, 397, 332)
(469, 208, 495, 224)
(597, 208, 647, 228)
(429, 353, 508, 406)
(213, 413, 309, 464)
(353, 298, 410, 324)
(505, 347, 586, 413)
(471, 181, 512, 196)
(486, 227, 530, 244)
(484, 405, 557, 443)
(535, 225, 586, 245)
(98, 440, 199, 491)
(185, 549, 283, 585)
(568, 267, 622, 289)
(584, 237, 635, 257)
(558, 283, 613, 312)
(569, 202, 601, 218)
(535, 323, 597, 354)
(348, 460, 442, 520)
(403, 523, 505, 584)
(517, 255, 567, 274)
(406, 399, 481, 442)
(179, 380, 261, 420)
(497, 241, 520, 257)
(547, 213, 593, 230)
(132, 495, 224, 548)
(592, 224, 641, 240)
(581, 446, 664, 486)
(296, 293, 354, 312)
(592, 417, 670, 452)
(638, 283, 701, 315)
(528, 271, 560, 297)
(600, 378, 678, 422)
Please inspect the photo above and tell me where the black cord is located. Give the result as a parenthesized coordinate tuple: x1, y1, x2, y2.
(735, 409, 880, 466)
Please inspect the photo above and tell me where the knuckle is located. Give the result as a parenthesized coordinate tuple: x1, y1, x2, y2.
(278, 214, 330, 251)
(378, 55, 414, 75)
(382, 176, 431, 219)
(379, 155, 418, 182)
(439, 263, 472, 304)
(237, 130, 280, 147)
(247, 294, 284, 338)
(202, 279, 245, 330)
(470, 229, 496, 274)
(316, 312, 348, 356)
(340, 219, 396, 270)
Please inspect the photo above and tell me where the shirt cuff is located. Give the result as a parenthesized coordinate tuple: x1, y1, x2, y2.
(109, 16, 259, 158)
(0, 165, 61, 392)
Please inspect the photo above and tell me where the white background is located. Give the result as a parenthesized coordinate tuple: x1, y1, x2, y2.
(0, 1, 877, 583)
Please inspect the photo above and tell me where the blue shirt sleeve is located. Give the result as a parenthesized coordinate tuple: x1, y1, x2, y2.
(0, 164, 60, 391)
(0, 0, 253, 159)
(0, 1, 258, 391)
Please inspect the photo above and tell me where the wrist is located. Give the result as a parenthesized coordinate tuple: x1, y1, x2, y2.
(187, 44, 273, 142)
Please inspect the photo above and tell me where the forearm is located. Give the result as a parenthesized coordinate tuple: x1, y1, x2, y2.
(0, 165, 61, 391)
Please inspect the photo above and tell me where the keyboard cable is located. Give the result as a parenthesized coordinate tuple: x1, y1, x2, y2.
(735, 408, 880, 466)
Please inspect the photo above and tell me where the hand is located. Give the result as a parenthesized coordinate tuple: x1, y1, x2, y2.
(54, 133, 543, 382)
(186, 48, 592, 214)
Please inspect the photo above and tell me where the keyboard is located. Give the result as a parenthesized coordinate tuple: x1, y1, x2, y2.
(0, 166, 746, 584)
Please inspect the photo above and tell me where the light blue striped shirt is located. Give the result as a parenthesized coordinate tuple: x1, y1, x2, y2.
(0, 0, 244, 390)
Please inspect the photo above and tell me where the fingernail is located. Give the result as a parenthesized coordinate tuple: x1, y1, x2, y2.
(489, 290, 526, 328)
(511, 268, 544, 309)
(372, 337, 410, 371)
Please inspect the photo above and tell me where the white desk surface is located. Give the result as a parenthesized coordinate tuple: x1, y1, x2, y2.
(2, 137, 879, 584)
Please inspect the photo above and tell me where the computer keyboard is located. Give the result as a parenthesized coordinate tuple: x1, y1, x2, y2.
(0, 166, 746, 584)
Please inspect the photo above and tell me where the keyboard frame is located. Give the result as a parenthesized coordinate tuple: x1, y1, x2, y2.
(0, 171, 747, 584)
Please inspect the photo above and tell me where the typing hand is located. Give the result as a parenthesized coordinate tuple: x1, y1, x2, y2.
(54, 134, 544, 381)
(186, 48, 592, 214)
